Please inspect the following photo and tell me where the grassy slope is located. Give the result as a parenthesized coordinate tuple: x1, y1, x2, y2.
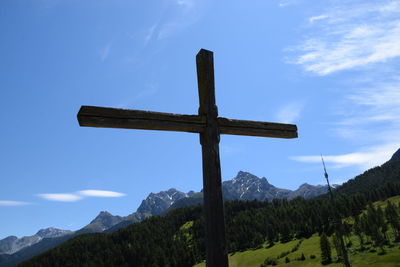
(374, 195, 400, 209)
(194, 196, 400, 267)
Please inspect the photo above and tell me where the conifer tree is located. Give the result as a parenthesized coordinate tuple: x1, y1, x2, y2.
(353, 215, 364, 250)
(332, 233, 343, 262)
(320, 233, 332, 265)
(385, 201, 400, 240)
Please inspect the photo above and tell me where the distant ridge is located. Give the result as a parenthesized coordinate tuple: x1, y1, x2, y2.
(168, 171, 332, 211)
(0, 228, 71, 255)
(16, 154, 400, 267)
(390, 148, 400, 162)
(3, 146, 400, 266)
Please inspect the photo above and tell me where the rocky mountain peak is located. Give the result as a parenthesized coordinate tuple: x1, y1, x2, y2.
(136, 188, 188, 216)
(36, 227, 71, 239)
(84, 211, 124, 233)
(90, 211, 119, 224)
(289, 183, 328, 199)
(223, 171, 287, 201)
(0, 228, 71, 255)
(234, 171, 270, 185)
(1, 236, 17, 242)
(97, 211, 112, 217)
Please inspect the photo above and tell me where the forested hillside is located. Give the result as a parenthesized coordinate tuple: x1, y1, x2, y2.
(18, 158, 400, 266)
(335, 158, 400, 196)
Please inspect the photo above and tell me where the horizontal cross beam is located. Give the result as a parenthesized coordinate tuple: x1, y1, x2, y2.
(78, 105, 298, 139)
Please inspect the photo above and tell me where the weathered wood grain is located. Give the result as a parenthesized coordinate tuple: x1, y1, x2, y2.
(196, 49, 229, 267)
(78, 106, 297, 138)
(218, 117, 297, 138)
(78, 106, 205, 133)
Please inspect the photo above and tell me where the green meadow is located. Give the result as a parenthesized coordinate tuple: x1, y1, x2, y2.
(194, 196, 400, 267)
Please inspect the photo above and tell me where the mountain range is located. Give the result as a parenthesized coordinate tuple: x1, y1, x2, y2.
(0, 228, 71, 255)
(0, 171, 330, 265)
(2, 148, 399, 266)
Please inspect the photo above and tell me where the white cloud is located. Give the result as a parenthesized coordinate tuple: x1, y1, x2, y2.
(333, 76, 400, 144)
(309, 14, 328, 23)
(79, 190, 126, 197)
(287, 1, 400, 173)
(292, 1, 400, 75)
(276, 102, 304, 123)
(37, 189, 126, 202)
(278, 0, 299, 7)
(37, 193, 82, 202)
(293, 78, 400, 170)
(291, 143, 399, 170)
(0, 200, 31, 206)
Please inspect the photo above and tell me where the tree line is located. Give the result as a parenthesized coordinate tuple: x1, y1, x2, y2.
(20, 159, 400, 266)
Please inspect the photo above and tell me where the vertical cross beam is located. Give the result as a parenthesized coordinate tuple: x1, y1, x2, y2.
(196, 49, 229, 267)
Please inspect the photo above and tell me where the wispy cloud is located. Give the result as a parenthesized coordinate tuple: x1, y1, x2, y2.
(292, 76, 400, 170)
(276, 102, 304, 124)
(99, 42, 112, 61)
(309, 14, 328, 23)
(177, 0, 195, 9)
(0, 200, 31, 206)
(117, 84, 158, 108)
(37, 189, 126, 202)
(144, 24, 158, 46)
(79, 190, 126, 197)
(37, 193, 83, 202)
(288, 0, 400, 172)
(334, 74, 400, 143)
(278, 0, 299, 7)
(291, 143, 398, 170)
(143, 0, 206, 44)
(291, 1, 400, 75)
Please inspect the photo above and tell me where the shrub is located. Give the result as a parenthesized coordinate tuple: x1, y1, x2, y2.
(378, 250, 386, 256)
(277, 251, 290, 259)
(263, 257, 278, 266)
(298, 253, 305, 261)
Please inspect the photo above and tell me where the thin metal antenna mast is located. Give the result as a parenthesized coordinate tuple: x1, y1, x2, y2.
(321, 154, 334, 198)
(321, 154, 351, 267)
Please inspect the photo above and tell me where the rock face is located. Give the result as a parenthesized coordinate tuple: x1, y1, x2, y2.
(168, 171, 332, 212)
(0, 228, 71, 255)
(139, 172, 331, 214)
(36, 227, 71, 239)
(222, 171, 330, 201)
(82, 211, 124, 233)
(137, 188, 188, 215)
(222, 171, 291, 201)
(288, 183, 329, 199)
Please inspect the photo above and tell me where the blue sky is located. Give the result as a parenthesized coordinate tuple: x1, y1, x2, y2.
(1, 0, 400, 239)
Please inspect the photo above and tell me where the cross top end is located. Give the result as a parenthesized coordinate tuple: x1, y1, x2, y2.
(197, 48, 213, 57)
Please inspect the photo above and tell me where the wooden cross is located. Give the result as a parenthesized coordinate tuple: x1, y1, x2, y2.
(77, 49, 298, 267)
